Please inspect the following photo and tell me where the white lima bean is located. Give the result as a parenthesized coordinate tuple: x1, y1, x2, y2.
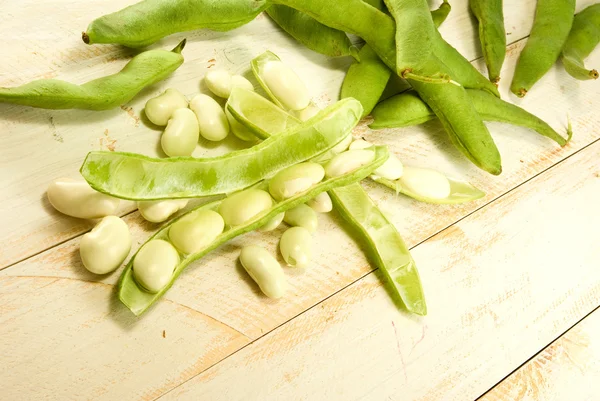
(161, 108, 200, 157)
(239, 245, 287, 298)
(331, 133, 353, 154)
(218, 188, 273, 226)
(138, 199, 189, 223)
(144, 88, 188, 126)
(284, 204, 318, 233)
(226, 108, 256, 141)
(268, 162, 325, 201)
(324, 149, 376, 178)
(205, 70, 254, 98)
(189, 94, 230, 141)
(279, 226, 312, 268)
(80, 216, 131, 274)
(262, 60, 310, 111)
(400, 166, 452, 200)
(169, 209, 225, 254)
(349, 139, 403, 180)
(258, 212, 284, 232)
(293, 102, 320, 121)
(307, 192, 332, 213)
(133, 239, 180, 293)
(47, 178, 120, 219)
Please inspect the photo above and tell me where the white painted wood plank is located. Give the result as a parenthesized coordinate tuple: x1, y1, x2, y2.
(481, 308, 600, 401)
(160, 137, 600, 401)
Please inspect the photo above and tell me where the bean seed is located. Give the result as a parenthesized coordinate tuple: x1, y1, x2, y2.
(145, 88, 188, 126)
(279, 226, 312, 268)
(189, 94, 230, 141)
(399, 166, 451, 200)
(258, 212, 285, 232)
(80, 216, 131, 274)
(169, 209, 225, 254)
(284, 203, 318, 233)
(262, 60, 310, 110)
(218, 188, 273, 226)
(133, 239, 180, 293)
(138, 199, 189, 223)
(47, 178, 120, 219)
(161, 108, 200, 157)
(307, 192, 332, 213)
(239, 245, 287, 298)
(268, 162, 325, 201)
(325, 149, 376, 178)
(205, 70, 254, 98)
(349, 139, 403, 180)
(293, 102, 320, 121)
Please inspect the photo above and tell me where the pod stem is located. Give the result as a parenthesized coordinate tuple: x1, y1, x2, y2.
(565, 115, 573, 146)
(82, 31, 90, 44)
(590, 69, 599, 79)
(402, 70, 454, 85)
(171, 39, 187, 53)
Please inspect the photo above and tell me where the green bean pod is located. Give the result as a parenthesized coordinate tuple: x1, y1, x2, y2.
(266, 5, 359, 60)
(470, 0, 506, 83)
(561, 4, 600, 80)
(83, 0, 268, 47)
(372, 175, 485, 204)
(431, 0, 451, 28)
(226, 87, 301, 140)
(329, 183, 426, 315)
(510, 0, 576, 97)
(81, 98, 362, 200)
(0, 40, 185, 110)
(370, 89, 572, 146)
(119, 147, 389, 315)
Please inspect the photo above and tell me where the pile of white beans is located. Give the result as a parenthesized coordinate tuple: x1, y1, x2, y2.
(45, 57, 454, 300)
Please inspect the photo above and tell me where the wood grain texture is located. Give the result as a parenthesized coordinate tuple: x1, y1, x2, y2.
(161, 139, 600, 401)
(481, 308, 600, 401)
(1, 0, 600, 399)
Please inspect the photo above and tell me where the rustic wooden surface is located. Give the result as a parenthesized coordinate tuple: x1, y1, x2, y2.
(1, 0, 599, 400)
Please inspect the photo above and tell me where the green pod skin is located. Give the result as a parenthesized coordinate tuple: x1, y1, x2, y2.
(0, 40, 185, 110)
(370, 89, 571, 146)
(266, 5, 359, 60)
(274, 0, 502, 174)
(561, 4, 600, 80)
(470, 0, 506, 83)
(510, 0, 576, 97)
(431, 0, 451, 28)
(339, 1, 451, 117)
(329, 183, 426, 315)
(80, 98, 363, 200)
(341, 44, 392, 118)
(83, 0, 268, 47)
(119, 147, 389, 315)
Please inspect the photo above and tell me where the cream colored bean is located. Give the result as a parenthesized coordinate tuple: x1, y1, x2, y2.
(279, 226, 312, 268)
(226, 109, 256, 141)
(350, 140, 403, 180)
(205, 70, 254, 98)
(307, 192, 332, 213)
(47, 178, 120, 219)
(80, 216, 131, 274)
(138, 199, 189, 223)
(268, 162, 325, 201)
(284, 204, 318, 233)
(400, 166, 451, 199)
(169, 209, 225, 254)
(293, 102, 320, 121)
(324, 149, 375, 178)
(258, 212, 284, 232)
(144, 88, 188, 126)
(189, 94, 230, 141)
(161, 108, 199, 157)
(239, 245, 287, 298)
(133, 239, 180, 293)
(262, 60, 310, 110)
(218, 188, 273, 226)
(331, 133, 354, 154)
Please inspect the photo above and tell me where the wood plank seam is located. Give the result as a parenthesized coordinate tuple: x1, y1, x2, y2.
(151, 136, 600, 401)
(476, 303, 600, 400)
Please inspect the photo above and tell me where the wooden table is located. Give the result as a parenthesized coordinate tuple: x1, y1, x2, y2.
(2, 1, 599, 399)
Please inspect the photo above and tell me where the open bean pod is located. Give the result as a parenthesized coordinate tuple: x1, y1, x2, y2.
(119, 146, 389, 315)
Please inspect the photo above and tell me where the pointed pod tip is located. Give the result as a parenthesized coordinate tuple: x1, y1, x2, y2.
(172, 38, 187, 53)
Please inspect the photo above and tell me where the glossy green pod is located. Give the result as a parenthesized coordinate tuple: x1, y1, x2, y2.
(470, 0, 506, 83)
(562, 4, 600, 80)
